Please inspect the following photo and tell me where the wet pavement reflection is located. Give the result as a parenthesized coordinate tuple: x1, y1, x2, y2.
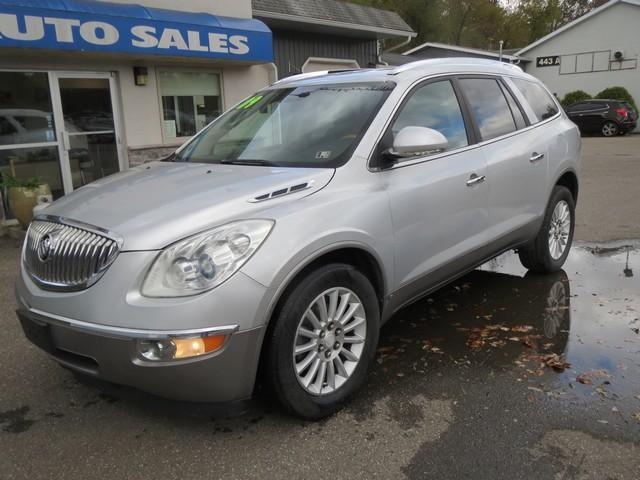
(376, 241, 640, 419)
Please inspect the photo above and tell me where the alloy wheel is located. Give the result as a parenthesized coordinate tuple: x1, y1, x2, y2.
(293, 287, 367, 395)
(602, 122, 618, 137)
(548, 200, 571, 260)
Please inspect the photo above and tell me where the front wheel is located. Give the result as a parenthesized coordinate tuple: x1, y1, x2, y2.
(602, 121, 619, 137)
(518, 186, 575, 273)
(264, 263, 380, 420)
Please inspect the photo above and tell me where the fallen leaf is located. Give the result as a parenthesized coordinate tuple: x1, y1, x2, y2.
(576, 374, 593, 385)
(377, 346, 395, 354)
(540, 353, 571, 372)
(633, 412, 640, 422)
(512, 325, 534, 333)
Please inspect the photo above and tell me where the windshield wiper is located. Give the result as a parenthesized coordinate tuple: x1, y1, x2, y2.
(219, 159, 279, 166)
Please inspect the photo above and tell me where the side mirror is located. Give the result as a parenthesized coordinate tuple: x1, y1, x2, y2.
(388, 126, 449, 158)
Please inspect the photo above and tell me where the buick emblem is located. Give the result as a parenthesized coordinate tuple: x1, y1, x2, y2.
(37, 234, 55, 262)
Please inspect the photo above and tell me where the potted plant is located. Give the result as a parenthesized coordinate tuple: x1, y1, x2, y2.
(0, 173, 52, 228)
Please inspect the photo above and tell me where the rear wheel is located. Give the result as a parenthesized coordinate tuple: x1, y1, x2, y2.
(601, 121, 619, 137)
(518, 186, 575, 273)
(264, 263, 379, 420)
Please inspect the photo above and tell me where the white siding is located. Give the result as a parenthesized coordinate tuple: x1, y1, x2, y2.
(106, 0, 252, 18)
(522, 2, 639, 124)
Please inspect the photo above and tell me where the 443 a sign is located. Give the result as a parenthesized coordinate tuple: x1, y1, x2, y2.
(537, 56, 560, 67)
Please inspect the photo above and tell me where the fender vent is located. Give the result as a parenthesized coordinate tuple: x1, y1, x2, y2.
(249, 181, 314, 203)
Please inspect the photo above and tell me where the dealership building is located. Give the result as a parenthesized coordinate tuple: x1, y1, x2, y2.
(517, 0, 639, 117)
(0, 0, 413, 214)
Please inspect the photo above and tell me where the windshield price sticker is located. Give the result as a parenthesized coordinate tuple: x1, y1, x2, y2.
(236, 95, 263, 110)
(537, 56, 560, 67)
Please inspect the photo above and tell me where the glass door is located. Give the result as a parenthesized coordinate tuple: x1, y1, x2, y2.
(51, 73, 123, 191)
(0, 71, 65, 218)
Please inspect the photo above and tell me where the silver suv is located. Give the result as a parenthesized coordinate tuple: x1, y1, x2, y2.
(16, 59, 581, 419)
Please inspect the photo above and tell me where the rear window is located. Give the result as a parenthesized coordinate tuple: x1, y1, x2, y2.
(512, 78, 559, 123)
(622, 102, 636, 112)
(459, 78, 517, 141)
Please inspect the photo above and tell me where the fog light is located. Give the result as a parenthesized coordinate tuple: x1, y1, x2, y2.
(138, 334, 226, 361)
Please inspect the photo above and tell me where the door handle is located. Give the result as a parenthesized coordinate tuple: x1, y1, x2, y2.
(466, 173, 486, 186)
(530, 152, 545, 163)
(60, 131, 70, 151)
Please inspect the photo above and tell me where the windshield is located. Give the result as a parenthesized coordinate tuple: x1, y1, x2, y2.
(171, 81, 394, 168)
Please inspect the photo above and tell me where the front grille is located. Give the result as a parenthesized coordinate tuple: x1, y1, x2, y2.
(24, 218, 122, 291)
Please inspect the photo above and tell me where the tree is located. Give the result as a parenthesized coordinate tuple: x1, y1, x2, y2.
(596, 86, 637, 110)
(560, 90, 591, 108)
(351, 0, 603, 52)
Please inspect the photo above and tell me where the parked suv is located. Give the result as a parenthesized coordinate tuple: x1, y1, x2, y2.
(565, 98, 637, 136)
(16, 59, 581, 419)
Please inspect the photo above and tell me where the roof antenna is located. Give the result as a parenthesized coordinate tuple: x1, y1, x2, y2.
(499, 40, 504, 62)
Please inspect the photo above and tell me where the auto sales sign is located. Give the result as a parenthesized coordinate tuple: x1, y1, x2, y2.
(0, 4, 273, 62)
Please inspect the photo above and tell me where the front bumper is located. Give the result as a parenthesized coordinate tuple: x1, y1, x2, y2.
(16, 305, 264, 403)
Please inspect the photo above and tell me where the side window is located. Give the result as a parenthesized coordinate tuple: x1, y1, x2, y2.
(501, 83, 527, 129)
(391, 80, 469, 152)
(459, 78, 517, 140)
(511, 78, 559, 123)
(566, 102, 587, 112)
(0, 117, 17, 136)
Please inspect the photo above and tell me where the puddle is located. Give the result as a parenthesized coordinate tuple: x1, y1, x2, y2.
(376, 242, 640, 413)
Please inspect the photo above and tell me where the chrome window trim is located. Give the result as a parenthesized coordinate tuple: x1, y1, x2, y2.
(365, 71, 561, 172)
(24, 306, 239, 340)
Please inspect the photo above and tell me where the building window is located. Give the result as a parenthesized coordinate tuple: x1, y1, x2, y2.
(158, 70, 222, 140)
(559, 50, 625, 74)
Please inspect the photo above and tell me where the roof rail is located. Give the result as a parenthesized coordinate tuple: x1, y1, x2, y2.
(389, 57, 523, 75)
(272, 70, 330, 86)
(272, 68, 370, 86)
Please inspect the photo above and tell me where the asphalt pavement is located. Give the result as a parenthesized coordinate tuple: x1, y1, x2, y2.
(1, 136, 639, 479)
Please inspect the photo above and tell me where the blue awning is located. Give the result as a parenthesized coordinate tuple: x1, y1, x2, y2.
(0, 0, 273, 62)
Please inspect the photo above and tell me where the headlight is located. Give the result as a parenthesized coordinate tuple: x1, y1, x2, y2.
(142, 219, 274, 297)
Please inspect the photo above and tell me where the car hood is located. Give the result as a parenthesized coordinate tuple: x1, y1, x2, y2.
(44, 161, 334, 251)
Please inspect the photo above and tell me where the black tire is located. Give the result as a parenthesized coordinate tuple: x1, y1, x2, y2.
(601, 121, 619, 137)
(518, 186, 575, 273)
(264, 263, 379, 420)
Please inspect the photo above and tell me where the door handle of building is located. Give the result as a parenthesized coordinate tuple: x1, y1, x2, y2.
(530, 152, 545, 163)
(61, 131, 70, 151)
(466, 174, 486, 186)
